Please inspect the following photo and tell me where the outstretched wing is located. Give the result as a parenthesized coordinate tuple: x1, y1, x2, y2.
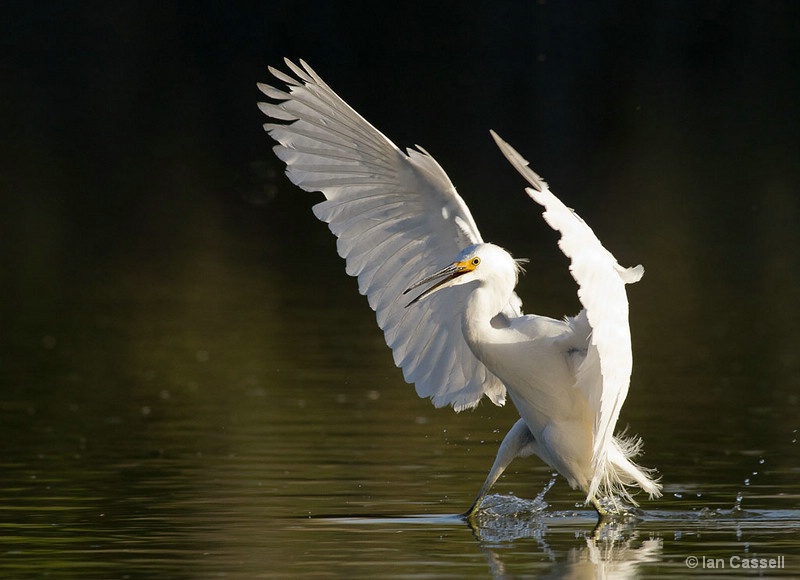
(491, 130, 644, 499)
(258, 59, 512, 411)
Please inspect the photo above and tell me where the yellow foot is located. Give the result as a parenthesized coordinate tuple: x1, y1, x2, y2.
(462, 497, 483, 522)
(590, 497, 610, 519)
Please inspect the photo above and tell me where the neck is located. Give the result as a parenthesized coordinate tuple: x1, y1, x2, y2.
(462, 285, 508, 358)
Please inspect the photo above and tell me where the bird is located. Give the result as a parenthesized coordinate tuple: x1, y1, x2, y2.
(257, 59, 662, 518)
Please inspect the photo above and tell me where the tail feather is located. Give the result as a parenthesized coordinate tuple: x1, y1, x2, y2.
(587, 434, 662, 509)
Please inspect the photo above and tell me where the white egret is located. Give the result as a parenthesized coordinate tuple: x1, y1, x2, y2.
(257, 59, 662, 517)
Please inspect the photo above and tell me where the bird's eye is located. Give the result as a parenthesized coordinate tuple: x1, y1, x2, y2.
(471, 257, 481, 266)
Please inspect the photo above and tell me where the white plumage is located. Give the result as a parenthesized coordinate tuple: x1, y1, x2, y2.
(258, 59, 661, 515)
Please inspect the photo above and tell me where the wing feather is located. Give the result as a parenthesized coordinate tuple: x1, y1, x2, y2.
(259, 59, 510, 410)
(490, 130, 644, 499)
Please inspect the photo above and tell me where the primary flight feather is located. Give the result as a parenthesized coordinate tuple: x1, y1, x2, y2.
(258, 58, 661, 516)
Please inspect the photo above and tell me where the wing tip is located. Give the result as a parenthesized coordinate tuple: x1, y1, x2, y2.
(490, 130, 548, 192)
(617, 263, 645, 284)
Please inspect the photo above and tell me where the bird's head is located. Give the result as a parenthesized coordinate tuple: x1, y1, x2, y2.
(404, 243, 525, 307)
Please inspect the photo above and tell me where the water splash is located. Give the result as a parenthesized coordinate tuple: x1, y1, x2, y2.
(469, 489, 552, 545)
(732, 491, 744, 513)
(734, 455, 764, 511)
(478, 477, 556, 519)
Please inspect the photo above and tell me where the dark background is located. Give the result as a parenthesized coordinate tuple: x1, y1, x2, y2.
(2, 1, 799, 407)
(4, 2, 798, 235)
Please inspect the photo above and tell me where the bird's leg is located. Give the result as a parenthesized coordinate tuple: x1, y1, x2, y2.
(590, 496, 609, 519)
(463, 418, 537, 520)
(587, 497, 610, 538)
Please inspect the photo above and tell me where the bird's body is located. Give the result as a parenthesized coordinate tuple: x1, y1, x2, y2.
(429, 244, 592, 488)
(258, 59, 661, 516)
(475, 310, 595, 491)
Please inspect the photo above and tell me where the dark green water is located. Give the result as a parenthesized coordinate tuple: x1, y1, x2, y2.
(2, 171, 799, 577)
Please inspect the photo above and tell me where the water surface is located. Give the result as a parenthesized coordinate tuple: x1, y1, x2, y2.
(2, 187, 798, 578)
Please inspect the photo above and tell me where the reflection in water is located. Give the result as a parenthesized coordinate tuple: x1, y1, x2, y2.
(325, 500, 800, 578)
(482, 524, 663, 580)
(327, 503, 666, 578)
(539, 535, 663, 580)
(468, 490, 663, 578)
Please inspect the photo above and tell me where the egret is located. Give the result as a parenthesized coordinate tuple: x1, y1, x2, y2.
(257, 59, 662, 518)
